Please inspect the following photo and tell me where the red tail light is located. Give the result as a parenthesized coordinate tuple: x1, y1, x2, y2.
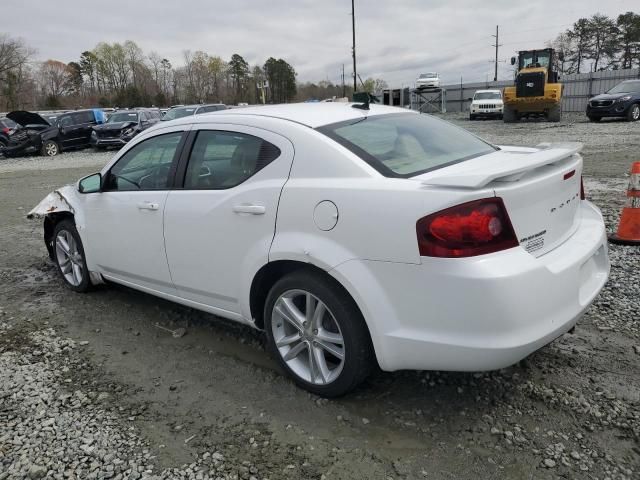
(416, 198, 519, 258)
(580, 176, 585, 200)
(1, 128, 9, 134)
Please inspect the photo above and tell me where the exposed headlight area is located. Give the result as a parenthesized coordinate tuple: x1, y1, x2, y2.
(616, 95, 632, 102)
(122, 127, 136, 137)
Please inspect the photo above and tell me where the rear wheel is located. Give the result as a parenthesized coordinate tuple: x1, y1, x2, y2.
(547, 104, 561, 122)
(627, 104, 640, 122)
(264, 271, 373, 397)
(53, 219, 91, 292)
(41, 140, 60, 157)
(588, 115, 601, 122)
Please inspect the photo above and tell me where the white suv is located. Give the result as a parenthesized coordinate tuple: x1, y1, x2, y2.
(470, 89, 504, 120)
(415, 72, 440, 89)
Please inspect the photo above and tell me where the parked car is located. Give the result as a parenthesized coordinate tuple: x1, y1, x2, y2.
(0, 117, 18, 148)
(415, 72, 440, 89)
(3, 109, 102, 157)
(29, 103, 609, 397)
(91, 109, 161, 149)
(161, 104, 226, 121)
(586, 79, 640, 122)
(469, 89, 504, 120)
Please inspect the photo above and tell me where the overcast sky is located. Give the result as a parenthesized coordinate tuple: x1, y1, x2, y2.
(5, 0, 638, 87)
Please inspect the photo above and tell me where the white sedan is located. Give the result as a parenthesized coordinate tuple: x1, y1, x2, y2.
(29, 103, 610, 397)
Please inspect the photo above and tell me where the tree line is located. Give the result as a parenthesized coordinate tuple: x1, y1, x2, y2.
(549, 11, 640, 73)
(0, 34, 389, 111)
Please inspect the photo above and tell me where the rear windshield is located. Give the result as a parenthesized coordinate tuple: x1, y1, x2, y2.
(318, 113, 496, 177)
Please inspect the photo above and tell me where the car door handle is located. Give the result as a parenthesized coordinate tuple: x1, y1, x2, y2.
(137, 201, 159, 211)
(232, 204, 266, 215)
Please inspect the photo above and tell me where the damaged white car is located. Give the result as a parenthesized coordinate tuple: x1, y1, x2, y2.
(29, 103, 610, 397)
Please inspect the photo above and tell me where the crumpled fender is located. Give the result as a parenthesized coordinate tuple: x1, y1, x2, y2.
(27, 185, 77, 219)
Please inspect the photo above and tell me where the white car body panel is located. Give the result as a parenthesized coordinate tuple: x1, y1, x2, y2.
(29, 103, 610, 374)
(163, 123, 295, 318)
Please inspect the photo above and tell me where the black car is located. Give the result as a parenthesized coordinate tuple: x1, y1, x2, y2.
(2, 110, 102, 157)
(586, 79, 640, 122)
(0, 117, 18, 148)
(91, 109, 161, 149)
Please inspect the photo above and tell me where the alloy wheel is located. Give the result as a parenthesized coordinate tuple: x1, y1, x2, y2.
(271, 289, 345, 385)
(45, 142, 58, 156)
(55, 230, 84, 286)
(632, 105, 640, 121)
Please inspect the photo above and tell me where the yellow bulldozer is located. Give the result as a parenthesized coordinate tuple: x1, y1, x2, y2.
(503, 48, 563, 122)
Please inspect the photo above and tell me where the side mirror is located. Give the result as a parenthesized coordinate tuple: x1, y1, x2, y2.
(467, 97, 473, 101)
(78, 173, 102, 194)
(510, 56, 516, 66)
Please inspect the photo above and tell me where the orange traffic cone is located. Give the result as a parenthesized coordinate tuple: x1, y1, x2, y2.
(609, 162, 640, 245)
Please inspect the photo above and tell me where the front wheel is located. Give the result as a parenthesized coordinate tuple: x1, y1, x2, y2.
(469, 114, 476, 121)
(547, 104, 561, 122)
(41, 140, 60, 157)
(264, 271, 373, 397)
(53, 219, 92, 292)
(588, 115, 601, 122)
(503, 106, 517, 123)
(627, 104, 640, 122)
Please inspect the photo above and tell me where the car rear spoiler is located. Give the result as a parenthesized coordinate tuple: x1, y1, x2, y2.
(421, 142, 582, 189)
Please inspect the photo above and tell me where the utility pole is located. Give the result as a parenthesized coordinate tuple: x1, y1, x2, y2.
(342, 64, 346, 98)
(351, 0, 357, 92)
(491, 25, 502, 82)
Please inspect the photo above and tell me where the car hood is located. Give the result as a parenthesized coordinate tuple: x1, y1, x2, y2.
(7, 111, 52, 127)
(472, 99, 502, 104)
(590, 92, 634, 101)
(93, 121, 136, 131)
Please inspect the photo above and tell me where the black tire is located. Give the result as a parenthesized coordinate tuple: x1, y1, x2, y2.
(264, 270, 373, 397)
(547, 104, 561, 122)
(627, 104, 640, 122)
(503, 106, 517, 123)
(469, 114, 476, 121)
(588, 115, 601, 122)
(52, 219, 92, 293)
(41, 139, 60, 157)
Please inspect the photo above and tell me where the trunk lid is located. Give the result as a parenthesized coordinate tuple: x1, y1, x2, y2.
(417, 143, 583, 257)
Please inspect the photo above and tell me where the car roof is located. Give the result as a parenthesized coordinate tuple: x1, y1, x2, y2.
(169, 102, 412, 128)
(474, 89, 501, 93)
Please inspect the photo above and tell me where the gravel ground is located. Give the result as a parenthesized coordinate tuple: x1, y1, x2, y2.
(1, 114, 639, 479)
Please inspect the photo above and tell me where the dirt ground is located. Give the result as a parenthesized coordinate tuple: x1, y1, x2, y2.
(1, 112, 639, 479)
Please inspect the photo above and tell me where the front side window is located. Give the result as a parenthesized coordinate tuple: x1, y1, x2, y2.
(106, 132, 183, 191)
(58, 116, 73, 128)
(319, 113, 496, 177)
(183, 130, 281, 189)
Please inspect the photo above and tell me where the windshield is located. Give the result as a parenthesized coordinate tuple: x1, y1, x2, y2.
(607, 80, 640, 94)
(318, 113, 496, 178)
(108, 112, 139, 123)
(474, 92, 502, 100)
(419, 73, 437, 78)
(520, 51, 550, 68)
(162, 107, 196, 121)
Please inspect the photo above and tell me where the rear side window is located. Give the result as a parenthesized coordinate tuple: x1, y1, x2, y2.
(72, 111, 95, 124)
(183, 130, 281, 189)
(318, 113, 496, 177)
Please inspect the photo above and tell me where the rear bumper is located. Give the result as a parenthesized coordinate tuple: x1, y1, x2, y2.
(332, 201, 609, 372)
